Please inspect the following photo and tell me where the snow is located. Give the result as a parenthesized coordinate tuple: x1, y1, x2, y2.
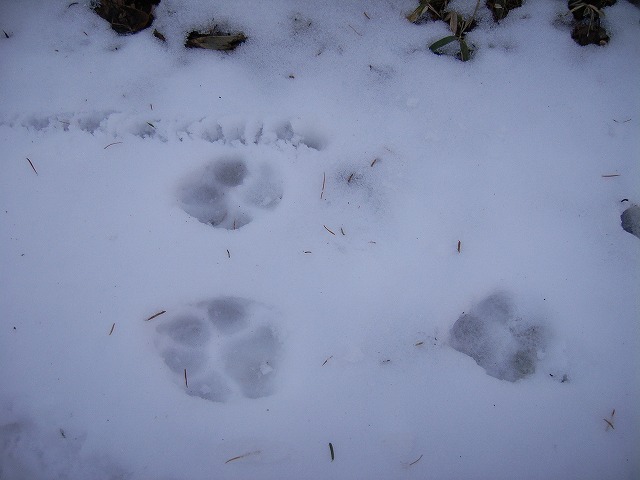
(0, 0, 639, 479)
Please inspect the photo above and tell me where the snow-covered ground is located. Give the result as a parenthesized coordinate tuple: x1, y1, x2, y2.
(1, 1, 639, 478)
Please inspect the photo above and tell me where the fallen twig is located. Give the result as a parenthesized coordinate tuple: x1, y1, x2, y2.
(26, 157, 38, 175)
(145, 310, 166, 321)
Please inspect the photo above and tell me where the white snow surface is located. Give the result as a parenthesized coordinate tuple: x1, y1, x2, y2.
(1, 1, 639, 479)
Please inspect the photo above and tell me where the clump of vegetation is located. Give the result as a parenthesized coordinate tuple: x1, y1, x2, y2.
(92, 0, 159, 34)
(428, 6, 480, 61)
(409, 0, 525, 61)
(407, 0, 450, 22)
(568, 0, 615, 46)
(486, 0, 523, 21)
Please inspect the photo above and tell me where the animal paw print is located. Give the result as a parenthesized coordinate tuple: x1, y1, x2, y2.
(153, 297, 283, 401)
(178, 155, 283, 229)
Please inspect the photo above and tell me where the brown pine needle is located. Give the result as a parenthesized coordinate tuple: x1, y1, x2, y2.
(601, 174, 620, 178)
(145, 310, 166, 321)
(227, 249, 231, 258)
(321, 172, 326, 199)
(322, 355, 333, 366)
(146, 122, 156, 129)
(108, 323, 115, 335)
(370, 158, 378, 167)
(103, 141, 123, 149)
(348, 24, 362, 36)
(415, 341, 424, 346)
(26, 157, 38, 175)
(225, 450, 261, 464)
(604, 418, 614, 430)
(457, 240, 461, 253)
(409, 454, 423, 466)
(304, 251, 312, 254)
(347, 173, 354, 183)
(329, 442, 335, 461)
(340, 227, 345, 235)
(363, 11, 371, 19)
(323, 225, 336, 235)
(184, 368, 188, 388)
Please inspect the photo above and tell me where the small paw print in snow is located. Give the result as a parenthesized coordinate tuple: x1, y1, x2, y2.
(152, 297, 283, 402)
(178, 154, 283, 230)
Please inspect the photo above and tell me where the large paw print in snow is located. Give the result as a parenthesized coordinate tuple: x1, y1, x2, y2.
(153, 297, 283, 401)
(178, 155, 283, 229)
(449, 292, 546, 382)
(621, 204, 640, 239)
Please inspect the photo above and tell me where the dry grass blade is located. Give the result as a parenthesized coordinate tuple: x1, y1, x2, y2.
(323, 225, 336, 235)
(145, 310, 166, 321)
(26, 157, 38, 175)
(103, 141, 123, 149)
(224, 450, 261, 464)
(109, 323, 115, 335)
